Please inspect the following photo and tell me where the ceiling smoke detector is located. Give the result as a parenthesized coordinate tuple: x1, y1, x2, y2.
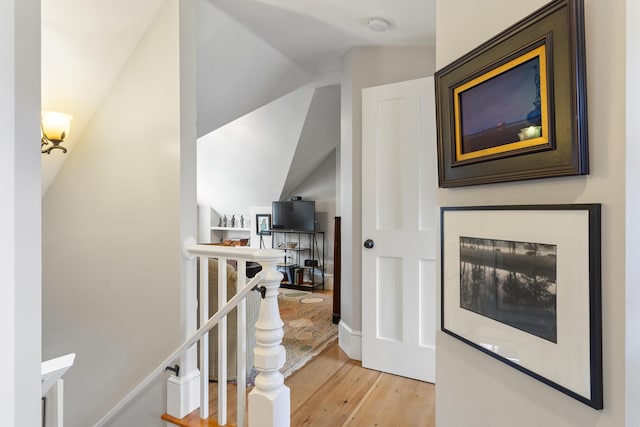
(367, 17, 393, 32)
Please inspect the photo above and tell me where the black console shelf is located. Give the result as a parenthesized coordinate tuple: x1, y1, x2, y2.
(270, 229, 325, 291)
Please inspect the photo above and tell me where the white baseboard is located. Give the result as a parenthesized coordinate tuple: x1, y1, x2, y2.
(338, 321, 362, 361)
(166, 368, 200, 419)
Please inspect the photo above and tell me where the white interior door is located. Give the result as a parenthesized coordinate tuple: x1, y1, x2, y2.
(361, 77, 437, 383)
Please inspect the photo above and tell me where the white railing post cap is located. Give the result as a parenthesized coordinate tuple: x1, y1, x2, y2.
(182, 236, 197, 260)
(253, 248, 284, 262)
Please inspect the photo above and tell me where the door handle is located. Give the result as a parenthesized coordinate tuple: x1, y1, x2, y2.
(363, 239, 374, 249)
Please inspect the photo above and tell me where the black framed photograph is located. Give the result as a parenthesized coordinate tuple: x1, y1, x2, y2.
(435, 0, 588, 187)
(440, 204, 602, 409)
(256, 213, 271, 235)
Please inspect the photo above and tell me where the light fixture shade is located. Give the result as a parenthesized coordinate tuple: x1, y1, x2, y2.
(367, 17, 392, 32)
(41, 111, 72, 142)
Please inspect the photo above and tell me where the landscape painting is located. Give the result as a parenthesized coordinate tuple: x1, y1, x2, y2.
(459, 236, 557, 343)
(452, 44, 550, 166)
(458, 56, 542, 153)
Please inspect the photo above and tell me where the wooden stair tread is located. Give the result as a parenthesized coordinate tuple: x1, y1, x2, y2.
(161, 411, 234, 427)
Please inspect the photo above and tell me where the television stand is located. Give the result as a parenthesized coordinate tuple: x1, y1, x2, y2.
(271, 229, 325, 291)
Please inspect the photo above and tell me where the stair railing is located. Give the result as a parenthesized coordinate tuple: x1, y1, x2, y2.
(93, 245, 290, 427)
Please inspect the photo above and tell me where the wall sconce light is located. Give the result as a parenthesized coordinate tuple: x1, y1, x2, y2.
(41, 111, 72, 155)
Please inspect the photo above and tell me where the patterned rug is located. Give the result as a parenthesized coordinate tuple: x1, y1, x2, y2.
(278, 290, 338, 378)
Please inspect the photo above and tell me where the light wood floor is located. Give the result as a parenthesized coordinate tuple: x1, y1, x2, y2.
(163, 339, 436, 426)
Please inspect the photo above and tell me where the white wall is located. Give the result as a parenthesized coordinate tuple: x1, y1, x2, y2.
(626, 0, 640, 425)
(197, 82, 339, 250)
(280, 84, 340, 199)
(40, 0, 166, 195)
(0, 0, 41, 424)
(178, 0, 199, 388)
(196, 0, 311, 136)
(41, 1, 184, 425)
(339, 47, 436, 358)
(197, 85, 314, 216)
(435, 1, 627, 426)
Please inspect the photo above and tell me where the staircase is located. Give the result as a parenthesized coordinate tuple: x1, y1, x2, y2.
(93, 244, 290, 427)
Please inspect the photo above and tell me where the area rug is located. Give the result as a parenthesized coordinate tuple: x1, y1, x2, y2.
(278, 290, 338, 378)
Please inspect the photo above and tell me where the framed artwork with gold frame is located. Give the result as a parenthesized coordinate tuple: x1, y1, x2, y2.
(435, 0, 588, 187)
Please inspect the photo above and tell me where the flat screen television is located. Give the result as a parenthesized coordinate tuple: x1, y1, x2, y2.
(271, 200, 315, 232)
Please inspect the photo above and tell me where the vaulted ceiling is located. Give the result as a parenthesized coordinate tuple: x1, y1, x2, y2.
(196, 0, 435, 214)
(209, 0, 436, 75)
(41, 0, 436, 198)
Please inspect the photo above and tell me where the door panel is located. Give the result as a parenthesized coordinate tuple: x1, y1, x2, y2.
(362, 77, 437, 383)
(419, 259, 437, 348)
(376, 256, 403, 342)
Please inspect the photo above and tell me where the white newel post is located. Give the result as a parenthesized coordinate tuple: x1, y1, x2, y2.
(249, 249, 290, 427)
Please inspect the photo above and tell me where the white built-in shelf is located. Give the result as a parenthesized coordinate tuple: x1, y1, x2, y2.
(210, 227, 251, 232)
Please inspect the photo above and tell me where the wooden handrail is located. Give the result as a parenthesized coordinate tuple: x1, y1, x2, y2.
(186, 243, 264, 260)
